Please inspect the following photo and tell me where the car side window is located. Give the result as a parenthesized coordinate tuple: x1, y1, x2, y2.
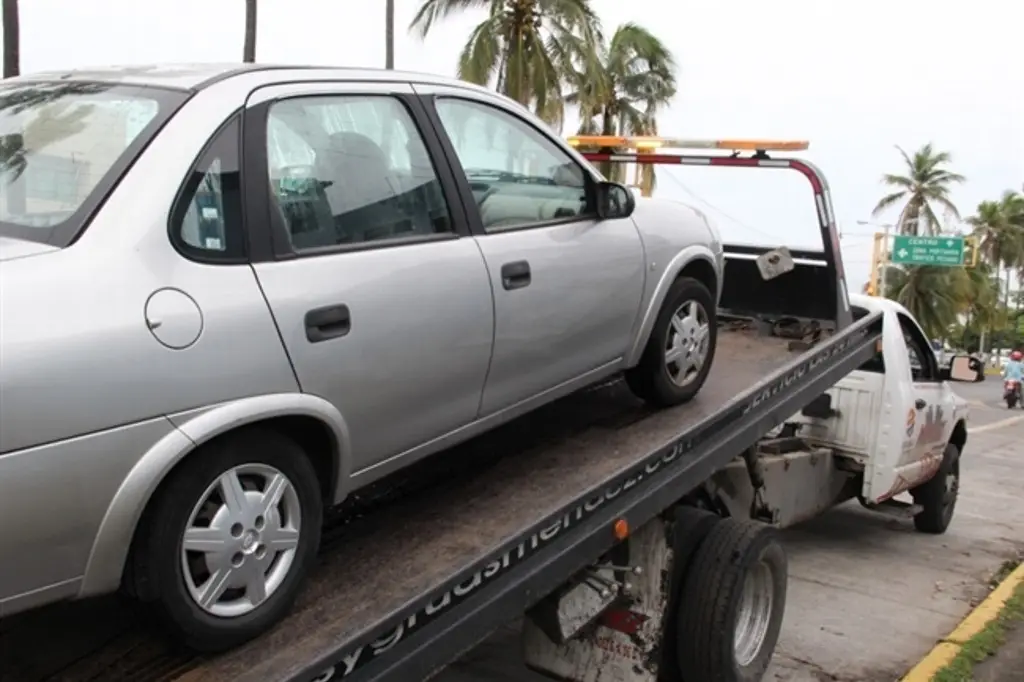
(265, 95, 453, 252)
(433, 97, 590, 234)
(898, 313, 938, 381)
(171, 114, 244, 260)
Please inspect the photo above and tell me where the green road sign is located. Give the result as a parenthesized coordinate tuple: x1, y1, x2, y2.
(891, 235, 965, 266)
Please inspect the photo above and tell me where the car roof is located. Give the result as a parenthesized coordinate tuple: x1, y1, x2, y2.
(849, 292, 913, 318)
(7, 63, 495, 96)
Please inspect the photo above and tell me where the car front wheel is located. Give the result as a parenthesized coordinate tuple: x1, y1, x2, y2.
(129, 428, 323, 652)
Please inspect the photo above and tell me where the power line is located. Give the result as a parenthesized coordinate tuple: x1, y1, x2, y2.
(657, 168, 873, 250)
(657, 168, 779, 241)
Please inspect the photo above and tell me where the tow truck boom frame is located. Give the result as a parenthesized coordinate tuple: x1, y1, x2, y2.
(568, 135, 852, 333)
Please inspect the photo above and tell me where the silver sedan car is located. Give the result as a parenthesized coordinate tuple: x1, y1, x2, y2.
(0, 64, 724, 651)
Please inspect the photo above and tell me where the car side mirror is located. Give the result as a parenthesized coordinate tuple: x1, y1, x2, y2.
(595, 181, 635, 220)
(941, 354, 984, 383)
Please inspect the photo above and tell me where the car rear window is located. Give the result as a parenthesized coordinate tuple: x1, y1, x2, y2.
(0, 80, 188, 246)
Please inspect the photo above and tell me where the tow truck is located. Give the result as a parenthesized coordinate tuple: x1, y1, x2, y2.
(0, 138, 982, 682)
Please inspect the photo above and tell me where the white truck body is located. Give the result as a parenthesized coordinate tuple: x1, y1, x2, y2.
(523, 294, 977, 682)
(792, 294, 969, 504)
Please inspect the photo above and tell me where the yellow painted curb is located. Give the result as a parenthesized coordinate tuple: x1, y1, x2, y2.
(901, 562, 1024, 681)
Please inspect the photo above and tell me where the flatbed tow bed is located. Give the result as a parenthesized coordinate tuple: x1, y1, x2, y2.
(2, 137, 884, 682)
(2, 316, 882, 682)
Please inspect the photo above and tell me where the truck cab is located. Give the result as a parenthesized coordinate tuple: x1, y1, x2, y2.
(793, 294, 974, 507)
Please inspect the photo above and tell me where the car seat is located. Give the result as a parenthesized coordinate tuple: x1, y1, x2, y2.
(326, 132, 412, 242)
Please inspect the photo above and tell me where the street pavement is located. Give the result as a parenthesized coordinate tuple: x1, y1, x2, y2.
(437, 379, 1024, 682)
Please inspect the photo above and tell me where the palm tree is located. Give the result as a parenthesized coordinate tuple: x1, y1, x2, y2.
(1007, 191, 1024, 295)
(409, 0, 603, 129)
(872, 143, 965, 236)
(568, 22, 675, 183)
(385, 0, 396, 69)
(959, 262, 1001, 334)
(2, 0, 19, 78)
(243, 0, 257, 63)
(968, 193, 1024, 309)
(884, 266, 965, 338)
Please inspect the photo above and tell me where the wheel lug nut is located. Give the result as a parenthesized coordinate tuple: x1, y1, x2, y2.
(231, 552, 244, 567)
(230, 522, 244, 538)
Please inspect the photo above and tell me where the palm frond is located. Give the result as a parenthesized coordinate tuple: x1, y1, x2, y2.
(409, 0, 492, 39)
(874, 143, 965, 238)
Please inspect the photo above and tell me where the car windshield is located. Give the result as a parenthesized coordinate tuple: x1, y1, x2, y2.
(0, 80, 187, 246)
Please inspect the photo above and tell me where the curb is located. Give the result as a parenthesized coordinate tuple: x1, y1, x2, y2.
(901, 562, 1024, 681)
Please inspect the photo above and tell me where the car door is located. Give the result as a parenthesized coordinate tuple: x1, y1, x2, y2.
(895, 312, 950, 482)
(243, 81, 494, 479)
(415, 87, 646, 416)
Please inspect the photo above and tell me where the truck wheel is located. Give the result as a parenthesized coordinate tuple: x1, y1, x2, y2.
(626, 277, 718, 407)
(675, 517, 788, 682)
(129, 428, 323, 652)
(911, 443, 959, 534)
(658, 507, 722, 682)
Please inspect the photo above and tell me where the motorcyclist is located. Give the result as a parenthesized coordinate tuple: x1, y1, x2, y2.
(1003, 351, 1024, 405)
(1004, 350, 1024, 381)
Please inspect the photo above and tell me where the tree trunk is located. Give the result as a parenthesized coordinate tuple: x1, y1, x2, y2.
(900, 201, 921, 236)
(1004, 265, 1012, 313)
(2, 0, 20, 78)
(243, 0, 257, 63)
(594, 106, 615, 180)
(385, 0, 395, 69)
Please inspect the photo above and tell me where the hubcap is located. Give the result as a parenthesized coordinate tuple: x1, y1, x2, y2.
(181, 463, 301, 618)
(664, 300, 711, 387)
(734, 559, 775, 667)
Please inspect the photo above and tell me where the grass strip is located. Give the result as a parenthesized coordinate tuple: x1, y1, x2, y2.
(931, 559, 1024, 682)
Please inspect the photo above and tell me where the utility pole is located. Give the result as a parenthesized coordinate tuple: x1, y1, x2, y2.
(860, 220, 894, 298)
(385, 0, 395, 69)
(859, 218, 919, 299)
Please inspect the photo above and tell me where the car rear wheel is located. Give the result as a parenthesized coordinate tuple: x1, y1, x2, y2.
(129, 428, 323, 652)
(626, 277, 718, 407)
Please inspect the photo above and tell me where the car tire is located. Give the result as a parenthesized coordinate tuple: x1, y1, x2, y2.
(626, 277, 718, 407)
(911, 443, 959, 534)
(129, 427, 323, 652)
(674, 517, 788, 682)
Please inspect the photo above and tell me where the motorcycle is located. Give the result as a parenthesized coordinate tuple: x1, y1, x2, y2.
(1004, 379, 1023, 409)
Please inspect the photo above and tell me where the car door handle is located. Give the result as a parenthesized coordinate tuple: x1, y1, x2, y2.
(305, 304, 351, 343)
(501, 260, 531, 291)
(915, 398, 927, 410)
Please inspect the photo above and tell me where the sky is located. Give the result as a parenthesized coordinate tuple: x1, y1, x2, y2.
(5, 0, 1023, 290)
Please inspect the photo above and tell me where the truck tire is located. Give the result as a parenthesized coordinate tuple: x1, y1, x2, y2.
(626, 277, 718, 407)
(675, 517, 788, 682)
(129, 428, 323, 652)
(658, 507, 721, 682)
(911, 443, 959, 534)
